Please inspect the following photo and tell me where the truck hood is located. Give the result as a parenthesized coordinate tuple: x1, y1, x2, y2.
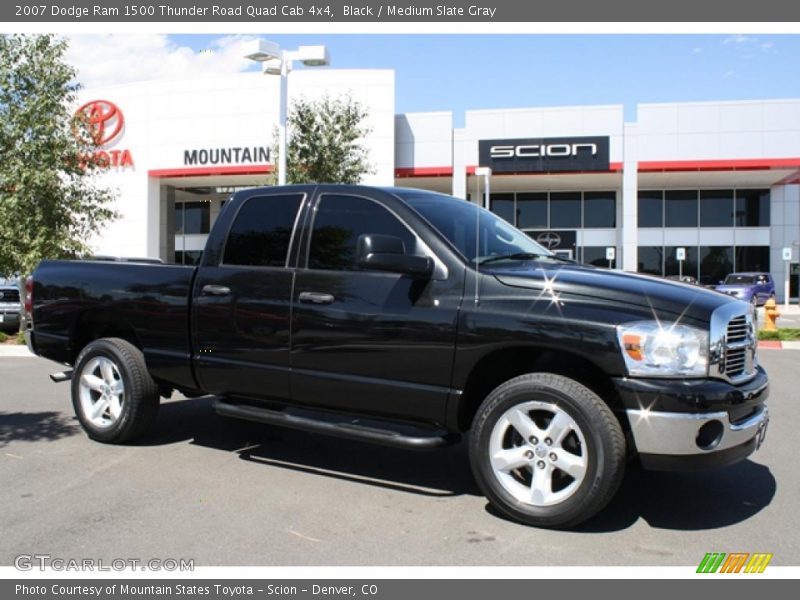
(488, 262, 739, 323)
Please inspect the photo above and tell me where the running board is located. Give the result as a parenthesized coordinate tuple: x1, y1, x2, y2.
(213, 400, 456, 450)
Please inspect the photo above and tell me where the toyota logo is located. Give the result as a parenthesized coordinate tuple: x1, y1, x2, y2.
(536, 231, 562, 249)
(74, 100, 124, 146)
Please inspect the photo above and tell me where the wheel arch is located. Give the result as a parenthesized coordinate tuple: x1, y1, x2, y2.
(70, 310, 142, 364)
(452, 346, 629, 435)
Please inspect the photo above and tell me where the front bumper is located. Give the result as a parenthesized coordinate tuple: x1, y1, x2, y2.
(614, 367, 769, 471)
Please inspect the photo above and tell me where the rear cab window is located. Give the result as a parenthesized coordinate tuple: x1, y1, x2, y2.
(223, 194, 305, 267)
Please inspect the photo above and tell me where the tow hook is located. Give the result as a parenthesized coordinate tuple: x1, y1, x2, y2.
(49, 371, 73, 383)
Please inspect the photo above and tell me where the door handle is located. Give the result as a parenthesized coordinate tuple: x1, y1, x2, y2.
(201, 284, 231, 296)
(298, 291, 335, 304)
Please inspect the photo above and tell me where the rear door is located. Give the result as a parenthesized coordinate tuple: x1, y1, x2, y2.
(192, 191, 308, 400)
(289, 189, 463, 424)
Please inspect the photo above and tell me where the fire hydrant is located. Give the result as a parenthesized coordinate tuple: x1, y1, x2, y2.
(764, 297, 780, 331)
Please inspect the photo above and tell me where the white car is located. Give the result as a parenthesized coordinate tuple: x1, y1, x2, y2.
(0, 284, 21, 332)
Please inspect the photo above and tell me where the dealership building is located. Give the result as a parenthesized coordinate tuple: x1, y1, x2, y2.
(78, 68, 800, 299)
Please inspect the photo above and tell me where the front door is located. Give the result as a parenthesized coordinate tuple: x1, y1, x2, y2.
(290, 191, 462, 424)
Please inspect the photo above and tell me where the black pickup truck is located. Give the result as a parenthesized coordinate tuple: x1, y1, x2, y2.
(25, 185, 769, 528)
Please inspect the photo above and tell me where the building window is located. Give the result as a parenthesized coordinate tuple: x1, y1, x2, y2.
(583, 192, 616, 228)
(735, 189, 770, 227)
(699, 189, 734, 227)
(490, 193, 515, 225)
(638, 191, 663, 227)
(549, 192, 581, 228)
(665, 190, 698, 227)
(223, 194, 304, 267)
(174, 201, 210, 235)
(735, 246, 770, 273)
(637, 246, 663, 275)
(581, 246, 615, 268)
(699, 246, 734, 285)
(517, 193, 548, 229)
(665, 246, 698, 279)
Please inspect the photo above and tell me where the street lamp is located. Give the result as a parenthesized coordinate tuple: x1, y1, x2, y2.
(245, 40, 330, 185)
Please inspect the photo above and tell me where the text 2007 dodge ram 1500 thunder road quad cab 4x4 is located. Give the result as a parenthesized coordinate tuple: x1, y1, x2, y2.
(24, 185, 769, 528)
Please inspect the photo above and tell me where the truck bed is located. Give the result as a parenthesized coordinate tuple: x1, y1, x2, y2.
(30, 260, 198, 391)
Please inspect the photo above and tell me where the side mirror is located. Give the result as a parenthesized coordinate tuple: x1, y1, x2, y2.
(357, 234, 434, 278)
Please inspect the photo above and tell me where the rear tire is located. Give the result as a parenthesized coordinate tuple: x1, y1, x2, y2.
(71, 338, 159, 443)
(469, 373, 625, 528)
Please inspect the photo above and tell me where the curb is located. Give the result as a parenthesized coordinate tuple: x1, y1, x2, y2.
(758, 340, 800, 350)
(0, 345, 34, 357)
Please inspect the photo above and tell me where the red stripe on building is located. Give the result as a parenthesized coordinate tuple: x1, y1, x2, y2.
(464, 162, 623, 176)
(638, 158, 800, 172)
(394, 166, 454, 177)
(148, 165, 273, 178)
(396, 164, 624, 177)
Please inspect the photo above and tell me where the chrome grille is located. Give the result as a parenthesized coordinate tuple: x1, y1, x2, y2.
(0, 289, 20, 302)
(723, 315, 754, 380)
(710, 304, 757, 383)
(726, 316, 748, 343)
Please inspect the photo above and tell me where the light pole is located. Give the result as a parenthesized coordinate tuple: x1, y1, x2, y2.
(244, 40, 330, 185)
(474, 166, 492, 210)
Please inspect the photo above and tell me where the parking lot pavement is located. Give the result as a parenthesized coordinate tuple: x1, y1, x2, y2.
(1, 353, 797, 567)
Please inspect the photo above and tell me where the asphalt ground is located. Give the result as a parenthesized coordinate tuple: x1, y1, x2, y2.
(0, 352, 798, 567)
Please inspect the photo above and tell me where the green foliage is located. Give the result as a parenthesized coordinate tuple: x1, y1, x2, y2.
(0, 331, 7, 343)
(0, 34, 118, 276)
(758, 328, 800, 341)
(272, 94, 373, 184)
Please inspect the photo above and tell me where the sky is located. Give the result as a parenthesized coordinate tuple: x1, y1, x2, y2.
(64, 34, 800, 124)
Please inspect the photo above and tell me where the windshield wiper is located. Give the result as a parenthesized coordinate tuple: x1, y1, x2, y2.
(476, 252, 548, 266)
(476, 252, 577, 266)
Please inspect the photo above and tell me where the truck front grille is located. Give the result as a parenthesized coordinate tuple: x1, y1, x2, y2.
(710, 305, 758, 384)
(724, 315, 748, 378)
(0, 289, 20, 302)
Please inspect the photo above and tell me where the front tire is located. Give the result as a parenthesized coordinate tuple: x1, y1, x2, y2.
(469, 373, 625, 528)
(71, 338, 159, 443)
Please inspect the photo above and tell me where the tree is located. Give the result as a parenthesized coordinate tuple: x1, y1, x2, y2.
(0, 34, 117, 276)
(273, 94, 374, 184)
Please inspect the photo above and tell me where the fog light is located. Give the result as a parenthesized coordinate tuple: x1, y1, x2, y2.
(696, 420, 724, 451)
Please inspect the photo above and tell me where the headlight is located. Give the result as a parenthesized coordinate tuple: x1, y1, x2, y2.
(617, 320, 709, 378)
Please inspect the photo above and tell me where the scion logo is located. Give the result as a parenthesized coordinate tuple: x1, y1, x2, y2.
(536, 232, 562, 249)
(73, 99, 134, 169)
(479, 136, 610, 173)
(696, 552, 773, 573)
(75, 100, 124, 145)
(490, 143, 598, 159)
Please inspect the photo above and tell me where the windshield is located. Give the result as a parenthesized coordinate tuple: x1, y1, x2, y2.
(396, 190, 555, 265)
(724, 275, 755, 285)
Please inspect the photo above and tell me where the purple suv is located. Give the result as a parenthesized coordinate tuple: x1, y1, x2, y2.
(715, 272, 775, 306)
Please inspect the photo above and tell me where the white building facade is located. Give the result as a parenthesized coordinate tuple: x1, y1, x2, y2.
(78, 69, 395, 264)
(76, 70, 800, 300)
(397, 99, 800, 299)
